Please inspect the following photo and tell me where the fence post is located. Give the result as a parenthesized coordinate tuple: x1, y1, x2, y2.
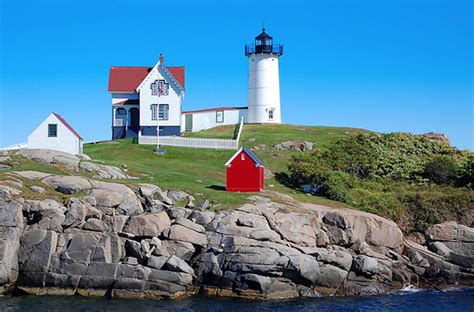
(235, 117, 244, 149)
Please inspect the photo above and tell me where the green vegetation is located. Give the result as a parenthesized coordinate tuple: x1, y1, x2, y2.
(3, 123, 470, 233)
(83, 125, 367, 210)
(286, 133, 473, 232)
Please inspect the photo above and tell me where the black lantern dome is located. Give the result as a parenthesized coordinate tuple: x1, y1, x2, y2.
(245, 28, 283, 56)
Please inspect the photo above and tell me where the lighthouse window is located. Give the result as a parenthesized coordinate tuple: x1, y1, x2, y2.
(268, 110, 274, 120)
(216, 110, 224, 123)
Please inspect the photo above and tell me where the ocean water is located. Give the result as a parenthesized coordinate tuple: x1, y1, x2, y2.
(0, 288, 472, 312)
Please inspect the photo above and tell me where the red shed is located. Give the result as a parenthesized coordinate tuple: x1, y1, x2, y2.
(225, 146, 265, 192)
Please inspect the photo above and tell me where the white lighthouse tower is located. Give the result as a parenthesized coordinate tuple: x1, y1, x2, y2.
(245, 28, 283, 124)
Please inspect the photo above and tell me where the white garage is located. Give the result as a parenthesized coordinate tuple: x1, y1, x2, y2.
(28, 112, 83, 155)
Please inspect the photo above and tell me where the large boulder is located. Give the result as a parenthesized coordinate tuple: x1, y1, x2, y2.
(89, 181, 143, 216)
(0, 194, 24, 293)
(42, 175, 92, 195)
(17, 149, 81, 169)
(273, 141, 314, 152)
(123, 212, 171, 237)
(79, 161, 127, 180)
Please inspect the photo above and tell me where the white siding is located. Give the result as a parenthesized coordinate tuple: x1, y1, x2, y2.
(27, 113, 83, 155)
(138, 66, 183, 127)
(247, 53, 281, 123)
(181, 109, 247, 132)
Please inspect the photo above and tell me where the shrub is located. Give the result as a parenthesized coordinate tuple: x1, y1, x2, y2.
(458, 155, 474, 188)
(321, 171, 354, 203)
(423, 156, 458, 185)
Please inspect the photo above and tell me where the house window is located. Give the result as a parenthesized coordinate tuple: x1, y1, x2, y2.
(241, 153, 245, 161)
(159, 104, 169, 120)
(48, 124, 57, 137)
(151, 79, 169, 96)
(268, 109, 274, 120)
(116, 108, 126, 117)
(216, 110, 224, 123)
(151, 104, 158, 120)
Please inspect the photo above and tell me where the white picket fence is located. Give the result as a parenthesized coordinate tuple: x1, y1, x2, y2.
(0, 142, 28, 151)
(139, 117, 244, 150)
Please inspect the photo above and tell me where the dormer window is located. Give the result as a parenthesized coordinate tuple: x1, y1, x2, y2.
(151, 79, 169, 96)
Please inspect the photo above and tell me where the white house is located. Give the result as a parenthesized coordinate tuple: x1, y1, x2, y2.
(108, 54, 185, 139)
(107, 28, 283, 139)
(28, 112, 84, 155)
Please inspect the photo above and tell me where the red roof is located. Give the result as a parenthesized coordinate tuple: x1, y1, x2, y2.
(182, 106, 247, 114)
(52, 112, 83, 140)
(108, 66, 185, 92)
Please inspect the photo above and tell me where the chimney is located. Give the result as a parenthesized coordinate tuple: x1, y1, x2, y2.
(159, 53, 164, 65)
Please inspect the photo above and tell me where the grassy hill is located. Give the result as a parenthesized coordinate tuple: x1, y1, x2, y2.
(83, 124, 370, 210)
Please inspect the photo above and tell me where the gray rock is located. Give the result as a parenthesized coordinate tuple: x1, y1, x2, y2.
(353, 255, 378, 277)
(167, 207, 192, 219)
(139, 184, 173, 205)
(148, 269, 193, 285)
(12, 171, 51, 180)
(167, 190, 191, 203)
(147, 256, 169, 270)
(288, 255, 320, 284)
(19, 229, 58, 272)
(123, 257, 139, 265)
(79, 161, 127, 179)
(168, 224, 208, 247)
(323, 213, 348, 229)
(42, 175, 92, 195)
(195, 199, 210, 211)
(123, 212, 171, 237)
(273, 141, 313, 152)
(164, 255, 195, 275)
(17, 149, 80, 168)
(88, 181, 143, 216)
(161, 240, 194, 261)
(189, 210, 215, 227)
(83, 219, 108, 232)
(316, 264, 348, 288)
(29, 185, 46, 193)
(0, 195, 24, 293)
(174, 217, 205, 233)
(62, 198, 89, 228)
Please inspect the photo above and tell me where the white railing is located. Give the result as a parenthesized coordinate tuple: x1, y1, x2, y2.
(139, 135, 237, 150)
(139, 117, 244, 150)
(0, 142, 28, 151)
(114, 119, 125, 127)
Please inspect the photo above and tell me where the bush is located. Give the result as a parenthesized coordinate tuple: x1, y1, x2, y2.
(321, 171, 354, 203)
(458, 155, 474, 188)
(423, 156, 458, 185)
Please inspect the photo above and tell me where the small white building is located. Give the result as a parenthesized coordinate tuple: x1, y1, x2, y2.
(28, 112, 84, 155)
(181, 107, 247, 132)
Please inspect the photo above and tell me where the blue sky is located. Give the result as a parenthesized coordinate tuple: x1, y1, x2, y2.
(0, 0, 472, 149)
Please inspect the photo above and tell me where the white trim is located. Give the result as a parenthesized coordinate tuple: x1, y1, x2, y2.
(135, 61, 184, 94)
(224, 147, 244, 167)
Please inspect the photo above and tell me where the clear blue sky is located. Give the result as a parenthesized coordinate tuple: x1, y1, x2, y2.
(0, 0, 472, 149)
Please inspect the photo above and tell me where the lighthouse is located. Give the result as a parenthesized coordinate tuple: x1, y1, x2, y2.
(245, 28, 283, 124)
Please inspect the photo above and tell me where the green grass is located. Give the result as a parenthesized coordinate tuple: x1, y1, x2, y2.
(0, 124, 369, 210)
(81, 124, 370, 209)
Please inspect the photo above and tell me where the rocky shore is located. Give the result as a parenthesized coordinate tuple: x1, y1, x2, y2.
(0, 150, 473, 300)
